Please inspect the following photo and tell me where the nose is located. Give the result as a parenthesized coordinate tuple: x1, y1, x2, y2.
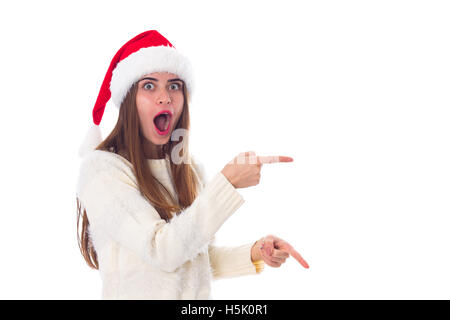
(157, 88, 171, 105)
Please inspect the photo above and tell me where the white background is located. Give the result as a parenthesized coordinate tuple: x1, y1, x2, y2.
(0, 0, 449, 299)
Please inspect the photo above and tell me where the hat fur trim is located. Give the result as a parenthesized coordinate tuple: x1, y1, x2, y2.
(110, 45, 194, 108)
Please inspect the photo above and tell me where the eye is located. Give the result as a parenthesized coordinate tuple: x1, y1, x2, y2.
(143, 82, 154, 90)
(169, 83, 181, 90)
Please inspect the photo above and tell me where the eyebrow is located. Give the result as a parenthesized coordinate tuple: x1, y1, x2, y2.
(139, 77, 183, 83)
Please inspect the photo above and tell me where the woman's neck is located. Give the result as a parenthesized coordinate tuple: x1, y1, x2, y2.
(143, 141, 165, 159)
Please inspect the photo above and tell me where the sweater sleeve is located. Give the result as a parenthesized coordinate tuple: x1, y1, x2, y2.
(77, 154, 245, 273)
(189, 156, 265, 279)
(208, 242, 265, 280)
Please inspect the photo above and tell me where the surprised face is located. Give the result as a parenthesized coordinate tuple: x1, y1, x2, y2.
(135, 72, 184, 146)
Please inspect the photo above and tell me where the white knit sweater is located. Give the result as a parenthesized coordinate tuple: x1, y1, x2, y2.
(76, 150, 263, 299)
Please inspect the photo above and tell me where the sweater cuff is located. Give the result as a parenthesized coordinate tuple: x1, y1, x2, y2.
(225, 242, 264, 277)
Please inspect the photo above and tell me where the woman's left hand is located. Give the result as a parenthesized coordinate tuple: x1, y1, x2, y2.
(252, 235, 309, 269)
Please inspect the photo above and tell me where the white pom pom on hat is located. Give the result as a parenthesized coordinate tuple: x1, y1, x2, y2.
(78, 30, 194, 158)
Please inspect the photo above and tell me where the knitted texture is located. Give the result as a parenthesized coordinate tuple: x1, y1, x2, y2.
(76, 150, 263, 299)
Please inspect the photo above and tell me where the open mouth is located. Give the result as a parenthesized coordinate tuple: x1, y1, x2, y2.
(153, 110, 172, 135)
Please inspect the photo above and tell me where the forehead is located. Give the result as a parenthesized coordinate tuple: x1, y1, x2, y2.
(141, 71, 180, 79)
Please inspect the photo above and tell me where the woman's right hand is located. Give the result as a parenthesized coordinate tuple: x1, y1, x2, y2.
(220, 151, 294, 189)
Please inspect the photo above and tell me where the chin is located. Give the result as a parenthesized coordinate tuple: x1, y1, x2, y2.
(153, 141, 168, 146)
(152, 135, 171, 145)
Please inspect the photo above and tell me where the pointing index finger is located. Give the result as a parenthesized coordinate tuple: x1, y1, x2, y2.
(257, 156, 294, 164)
(285, 243, 309, 269)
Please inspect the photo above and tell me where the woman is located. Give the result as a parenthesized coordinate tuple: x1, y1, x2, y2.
(76, 30, 308, 300)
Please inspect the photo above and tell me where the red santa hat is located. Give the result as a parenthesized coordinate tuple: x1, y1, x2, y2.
(78, 30, 194, 157)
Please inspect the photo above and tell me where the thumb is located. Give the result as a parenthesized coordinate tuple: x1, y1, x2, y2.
(263, 236, 275, 256)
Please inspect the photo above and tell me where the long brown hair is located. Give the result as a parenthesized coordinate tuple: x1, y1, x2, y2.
(76, 81, 200, 270)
